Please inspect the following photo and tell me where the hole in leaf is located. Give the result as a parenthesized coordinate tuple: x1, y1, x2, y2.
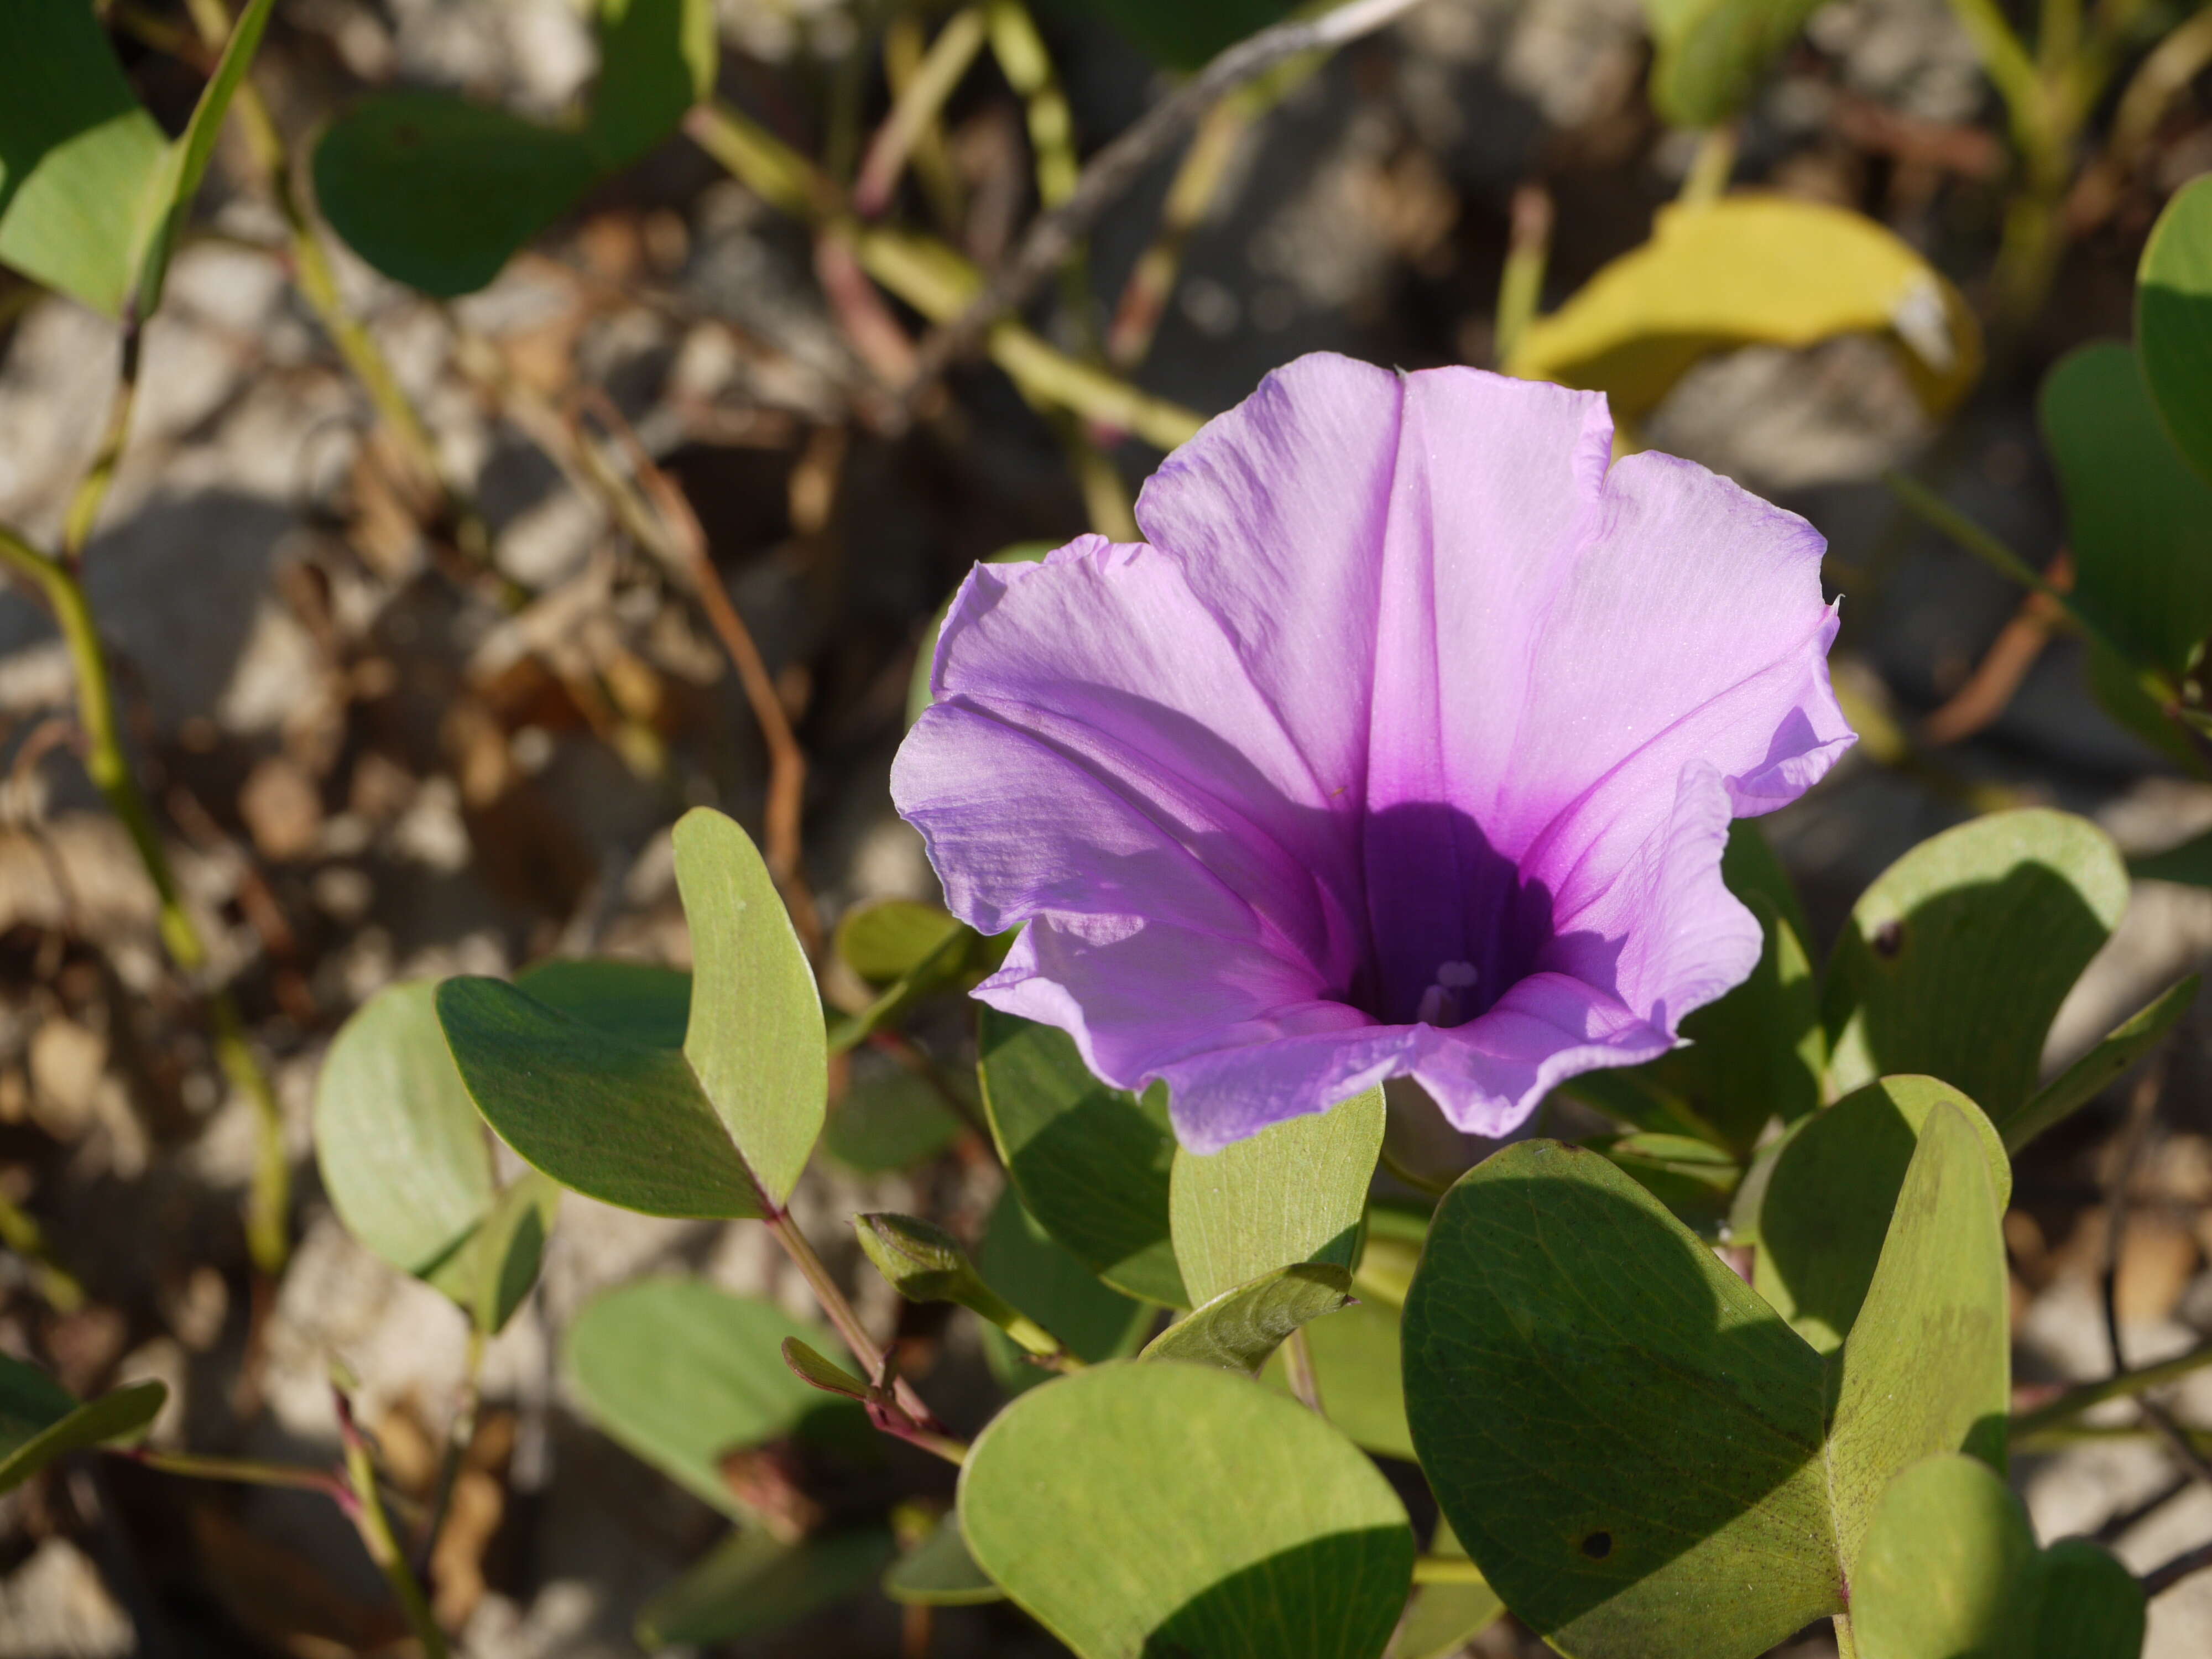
(1579, 1530, 1613, 1559)
(1872, 920, 1905, 958)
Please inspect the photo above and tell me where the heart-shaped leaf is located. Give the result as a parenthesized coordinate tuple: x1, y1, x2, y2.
(959, 1361, 1413, 1659)
(1, 1357, 166, 1494)
(2138, 173, 2212, 486)
(2040, 343, 2212, 684)
(565, 1279, 860, 1520)
(635, 1526, 892, 1648)
(1823, 808, 2127, 1130)
(884, 1511, 1003, 1606)
(1506, 196, 1981, 424)
(979, 1009, 1185, 1305)
(315, 981, 496, 1277)
(1752, 1077, 2010, 1353)
(1141, 1262, 1354, 1373)
(1850, 1453, 2143, 1659)
(1168, 1087, 1383, 1307)
(1403, 1141, 1840, 1658)
(673, 807, 826, 1207)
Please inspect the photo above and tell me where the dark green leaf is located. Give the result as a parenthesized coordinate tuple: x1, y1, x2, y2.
(2041, 343, 2212, 680)
(1403, 1141, 1839, 1658)
(435, 1171, 559, 1337)
(0, 0, 166, 314)
(959, 1361, 1413, 1659)
(315, 981, 495, 1276)
(2138, 173, 2212, 486)
(513, 958, 691, 1048)
(0, 1358, 165, 1495)
(1824, 1102, 2011, 1577)
(823, 1057, 966, 1173)
(1752, 1077, 2010, 1354)
(2006, 975, 2198, 1151)
(835, 900, 968, 986)
(975, 1186, 1151, 1395)
(313, 91, 600, 298)
(979, 1009, 1185, 1306)
(1140, 1262, 1353, 1373)
(1592, 1130, 1741, 1234)
(565, 1280, 858, 1519)
(1168, 1087, 1383, 1307)
(2132, 826, 2212, 886)
(437, 975, 764, 1219)
(1823, 808, 2127, 1125)
(885, 1511, 1004, 1606)
(1055, 0, 1300, 70)
(636, 1526, 891, 1647)
(2031, 1538, 2146, 1659)
(673, 807, 826, 1207)
(588, 0, 717, 169)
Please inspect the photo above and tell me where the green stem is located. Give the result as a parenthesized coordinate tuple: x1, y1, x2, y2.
(1282, 1326, 1324, 1415)
(0, 525, 289, 1274)
(336, 1386, 450, 1659)
(1408, 1554, 1489, 1587)
(2012, 1338, 2212, 1439)
(1493, 183, 1553, 369)
(413, 1324, 486, 1581)
(1677, 124, 1737, 205)
(763, 1203, 943, 1434)
(61, 322, 141, 562)
(132, 1447, 343, 1496)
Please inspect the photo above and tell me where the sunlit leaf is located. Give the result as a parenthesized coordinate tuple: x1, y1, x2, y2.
(959, 1362, 1412, 1659)
(1506, 196, 1980, 424)
(1140, 1262, 1353, 1373)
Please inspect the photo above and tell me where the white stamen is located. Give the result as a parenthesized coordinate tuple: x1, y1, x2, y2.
(1417, 962, 1479, 1026)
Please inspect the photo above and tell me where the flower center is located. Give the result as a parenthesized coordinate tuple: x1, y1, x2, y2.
(1415, 961, 1480, 1028)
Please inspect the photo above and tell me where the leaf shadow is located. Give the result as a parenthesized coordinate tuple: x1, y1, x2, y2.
(1138, 1524, 1415, 1659)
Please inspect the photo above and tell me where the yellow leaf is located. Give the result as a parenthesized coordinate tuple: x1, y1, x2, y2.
(1505, 195, 1981, 422)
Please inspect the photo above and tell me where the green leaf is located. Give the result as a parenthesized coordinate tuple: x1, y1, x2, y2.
(673, 807, 826, 1207)
(513, 958, 691, 1048)
(780, 1337, 874, 1404)
(834, 899, 968, 985)
(2133, 826, 2212, 886)
(315, 982, 496, 1277)
(823, 1057, 966, 1173)
(1261, 1295, 1413, 1460)
(636, 1526, 891, 1648)
(1168, 1087, 1384, 1307)
(1752, 1077, 2010, 1354)
(436, 1171, 560, 1337)
(1506, 196, 1980, 423)
(979, 1009, 1186, 1306)
(2006, 975, 2199, 1151)
(588, 0, 718, 169)
(1823, 1102, 2011, 1579)
(884, 1511, 1004, 1606)
(565, 1280, 859, 1520)
(0, 0, 166, 314)
(1058, 0, 1300, 70)
(2040, 342, 2212, 680)
(1141, 1263, 1354, 1373)
(1644, 0, 1826, 128)
(437, 975, 764, 1219)
(1592, 1130, 1742, 1233)
(975, 1186, 1152, 1395)
(1397, 1518, 1505, 1659)
(959, 1361, 1413, 1659)
(826, 918, 977, 1053)
(1822, 808, 2128, 1129)
(853, 1213, 1045, 1353)
(314, 92, 601, 298)
(1852, 1457, 2145, 1658)
(0, 1358, 165, 1495)
(2138, 173, 2212, 486)
(1850, 1453, 2037, 1659)
(130, 0, 278, 315)
(1402, 1141, 1840, 1658)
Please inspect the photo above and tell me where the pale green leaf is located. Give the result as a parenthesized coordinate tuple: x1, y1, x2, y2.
(885, 1511, 1004, 1607)
(1850, 1454, 2036, 1659)
(1140, 1262, 1353, 1373)
(2138, 172, 2212, 486)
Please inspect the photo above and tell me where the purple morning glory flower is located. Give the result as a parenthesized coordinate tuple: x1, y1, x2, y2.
(892, 354, 1854, 1153)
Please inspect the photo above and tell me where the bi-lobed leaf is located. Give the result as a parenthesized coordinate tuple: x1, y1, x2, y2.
(2040, 342, 2212, 686)
(0, 1356, 166, 1495)
(1850, 1453, 2143, 1659)
(565, 1279, 860, 1520)
(635, 1526, 893, 1648)
(979, 1009, 1186, 1305)
(315, 0, 716, 297)
(1752, 1076, 2010, 1353)
(1168, 1086, 1384, 1307)
(2138, 173, 2212, 487)
(1140, 1262, 1354, 1373)
(959, 1361, 1413, 1659)
(1823, 808, 2127, 1130)
(1506, 196, 1981, 424)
